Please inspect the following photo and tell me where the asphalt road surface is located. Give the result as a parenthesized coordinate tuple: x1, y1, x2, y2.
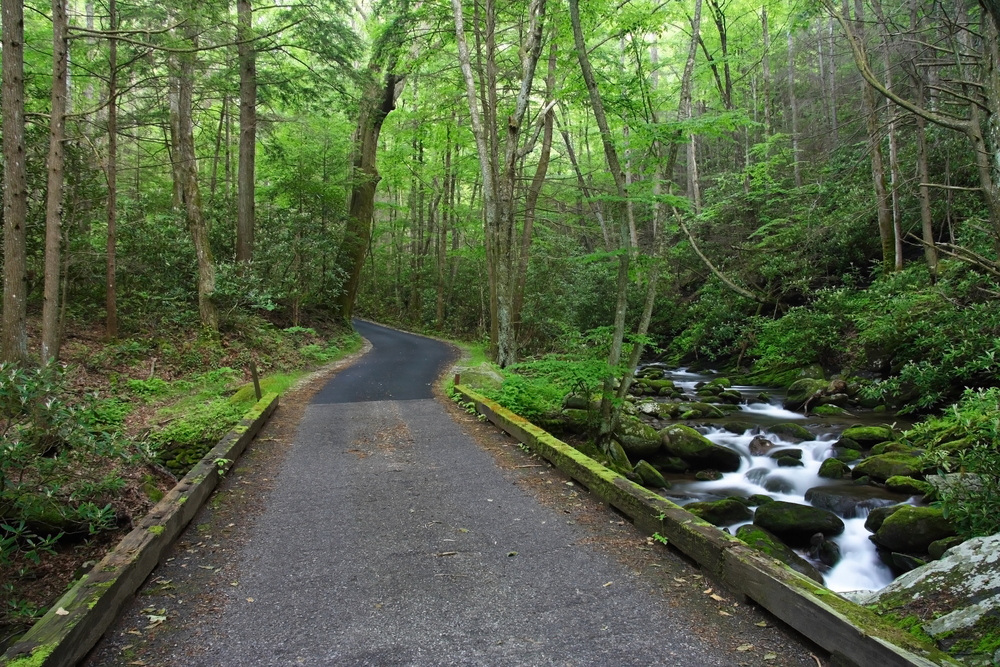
(87, 320, 822, 667)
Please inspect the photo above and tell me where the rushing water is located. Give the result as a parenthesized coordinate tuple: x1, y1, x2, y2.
(641, 366, 906, 593)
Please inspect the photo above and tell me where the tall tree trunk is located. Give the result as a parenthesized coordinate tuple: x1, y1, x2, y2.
(685, 0, 704, 213)
(209, 97, 227, 201)
(236, 0, 256, 266)
(872, 0, 903, 271)
(173, 30, 219, 331)
(335, 65, 403, 321)
(762, 7, 772, 137)
(569, 0, 632, 444)
(1, 0, 28, 363)
(788, 30, 802, 188)
(513, 39, 557, 340)
(42, 0, 69, 362)
(828, 17, 839, 142)
(105, 0, 118, 341)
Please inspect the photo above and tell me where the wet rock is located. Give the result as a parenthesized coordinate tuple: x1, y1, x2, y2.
(832, 447, 861, 462)
(753, 501, 845, 545)
(769, 448, 803, 460)
(840, 425, 894, 445)
(724, 420, 757, 434)
(812, 404, 847, 416)
(685, 498, 752, 526)
(851, 453, 923, 483)
(776, 456, 804, 468)
(655, 403, 680, 419)
(871, 441, 913, 455)
(749, 436, 776, 456)
(853, 475, 871, 486)
(727, 495, 753, 506)
(891, 552, 926, 573)
(769, 423, 813, 442)
(864, 504, 907, 533)
(755, 391, 772, 403)
(607, 439, 633, 474)
(804, 484, 905, 519)
(833, 436, 860, 451)
(818, 458, 850, 479)
(637, 367, 665, 380)
(884, 476, 935, 497)
(695, 469, 723, 481)
(680, 410, 702, 420)
(613, 417, 661, 459)
(762, 475, 796, 494)
(784, 378, 828, 410)
(707, 377, 732, 389)
(649, 453, 689, 473)
(687, 402, 726, 418)
(736, 524, 824, 583)
(748, 494, 775, 506)
(659, 425, 742, 472)
(809, 532, 842, 566)
(872, 505, 956, 553)
(817, 393, 850, 408)
(634, 460, 670, 489)
(928, 536, 965, 560)
(863, 534, 1000, 666)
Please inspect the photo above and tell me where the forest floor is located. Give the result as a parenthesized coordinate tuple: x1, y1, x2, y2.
(0, 316, 360, 652)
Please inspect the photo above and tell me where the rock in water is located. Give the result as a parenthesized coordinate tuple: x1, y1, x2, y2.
(753, 501, 845, 545)
(659, 425, 742, 471)
(736, 524, 824, 583)
(749, 436, 776, 456)
(804, 484, 906, 519)
(634, 460, 670, 489)
(840, 425, 894, 445)
(685, 498, 752, 526)
(861, 535, 1000, 666)
(872, 505, 956, 553)
(809, 532, 842, 566)
(784, 378, 828, 410)
(613, 417, 661, 459)
(769, 423, 812, 442)
(851, 453, 924, 483)
(818, 458, 850, 479)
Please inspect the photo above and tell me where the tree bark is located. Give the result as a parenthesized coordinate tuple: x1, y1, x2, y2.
(762, 7, 772, 137)
(2, 0, 28, 363)
(684, 0, 704, 213)
(42, 0, 69, 363)
(105, 0, 118, 341)
(788, 30, 802, 188)
(173, 29, 219, 332)
(872, 0, 903, 271)
(236, 0, 256, 266)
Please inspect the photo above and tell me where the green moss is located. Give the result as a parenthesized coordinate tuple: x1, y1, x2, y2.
(885, 613, 936, 645)
(148, 525, 165, 536)
(4, 645, 55, 667)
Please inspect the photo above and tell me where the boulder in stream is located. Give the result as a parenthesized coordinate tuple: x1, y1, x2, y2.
(753, 500, 845, 545)
(659, 425, 742, 471)
(872, 505, 956, 553)
(884, 475, 935, 497)
(735, 524, 824, 583)
(840, 425, 894, 445)
(804, 484, 906, 519)
(784, 378, 828, 410)
(685, 498, 752, 526)
(851, 452, 924, 482)
(724, 420, 757, 434)
(749, 436, 776, 456)
(768, 423, 813, 442)
(864, 504, 907, 533)
(857, 535, 1000, 666)
(613, 417, 661, 459)
(818, 458, 850, 479)
(634, 460, 670, 489)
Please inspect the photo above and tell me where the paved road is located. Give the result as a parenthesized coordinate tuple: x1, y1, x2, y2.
(89, 321, 820, 666)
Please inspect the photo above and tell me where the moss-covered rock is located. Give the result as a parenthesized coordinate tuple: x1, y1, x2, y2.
(803, 485, 904, 519)
(884, 476, 935, 497)
(707, 377, 732, 389)
(812, 404, 847, 416)
(832, 447, 861, 462)
(841, 425, 894, 444)
(685, 498, 752, 526)
(613, 417, 661, 459)
(864, 504, 907, 533)
(784, 378, 828, 410)
(687, 402, 726, 418)
(723, 420, 757, 434)
(748, 494, 775, 506)
(851, 453, 923, 483)
(606, 439, 633, 473)
(456, 363, 504, 390)
(735, 524, 824, 583)
(769, 448, 803, 460)
(634, 460, 670, 489)
(871, 441, 913, 455)
(695, 469, 723, 481)
(873, 505, 956, 553)
(659, 425, 742, 471)
(776, 456, 804, 468)
(650, 454, 689, 473)
(753, 501, 845, 545)
(749, 436, 776, 456)
(818, 458, 850, 479)
(769, 423, 813, 441)
(927, 536, 965, 560)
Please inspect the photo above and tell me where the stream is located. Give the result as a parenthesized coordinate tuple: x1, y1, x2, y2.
(639, 366, 915, 594)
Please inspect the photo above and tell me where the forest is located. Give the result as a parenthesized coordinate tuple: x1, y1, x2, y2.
(2, 0, 1000, 658)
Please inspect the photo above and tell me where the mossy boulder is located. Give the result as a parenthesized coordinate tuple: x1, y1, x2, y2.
(804, 485, 904, 519)
(796, 364, 826, 380)
(634, 460, 670, 489)
(812, 404, 847, 416)
(735, 524, 823, 583)
(776, 456, 804, 468)
(695, 469, 723, 481)
(749, 436, 776, 456)
(650, 454, 689, 473)
(606, 439, 633, 474)
(851, 453, 923, 483)
(864, 504, 907, 533)
(832, 447, 861, 462)
(706, 377, 732, 389)
(455, 363, 504, 390)
(884, 476, 935, 497)
(659, 425, 742, 471)
(685, 498, 752, 526)
(840, 425, 894, 444)
(873, 505, 956, 553)
(784, 378, 828, 410)
(871, 441, 913, 456)
(753, 501, 845, 545)
(723, 420, 757, 434)
(768, 423, 813, 442)
(818, 458, 850, 479)
(769, 448, 802, 460)
(927, 536, 965, 560)
(613, 417, 662, 459)
(687, 402, 726, 418)
(748, 494, 775, 506)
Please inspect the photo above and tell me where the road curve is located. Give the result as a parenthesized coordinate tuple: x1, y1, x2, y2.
(88, 321, 821, 666)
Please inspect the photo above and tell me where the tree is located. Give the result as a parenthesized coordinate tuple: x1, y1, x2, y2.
(2, 0, 28, 363)
(236, 0, 256, 267)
